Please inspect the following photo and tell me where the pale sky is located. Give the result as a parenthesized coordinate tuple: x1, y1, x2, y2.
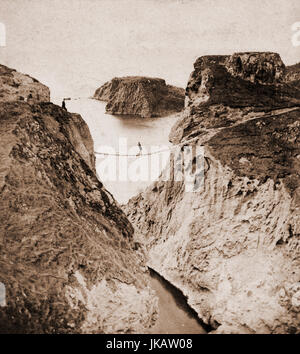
(0, 0, 299, 98)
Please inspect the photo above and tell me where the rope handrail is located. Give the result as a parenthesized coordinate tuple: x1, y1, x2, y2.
(94, 148, 172, 157)
(94, 137, 202, 157)
(62, 96, 200, 157)
(63, 97, 299, 159)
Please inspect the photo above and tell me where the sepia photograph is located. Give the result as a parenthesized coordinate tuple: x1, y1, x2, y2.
(0, 0, 300, 339)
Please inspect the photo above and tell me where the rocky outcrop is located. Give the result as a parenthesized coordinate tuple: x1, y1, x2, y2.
(0, 66, 158, 333)
(184, 53, 300, 113)
(125, 52, 300, 334)
(93, 76, 185, 118)
(0, 64, 50, 104)
(94, 80, 112, 102)
(36, 103, 96, 174)
(171, 52, 300, 145)
(285, 62, 300, 89)
(225, 52, 285, 84)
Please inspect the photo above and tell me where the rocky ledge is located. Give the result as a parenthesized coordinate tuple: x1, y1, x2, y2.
(284, 62, 300, 90)
(0, 64, 50, 104)
(93, 76, 185, 118)
(125, 52, 300, 334)
(0, 65, 158, 333)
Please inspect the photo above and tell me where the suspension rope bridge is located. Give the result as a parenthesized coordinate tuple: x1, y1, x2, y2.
(94, 137, 202, 157)
(63, 97, 300, 159)
(94, 148, 172, 157)
(60, 96, 202, 157)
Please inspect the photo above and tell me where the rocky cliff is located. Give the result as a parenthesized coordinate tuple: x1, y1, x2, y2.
(0, 64, 50, 104)
(93, 76, 185, 118)
(285, 62, 300, 89)
(125, 52, 300, 334)
(0, 65, 157, 333)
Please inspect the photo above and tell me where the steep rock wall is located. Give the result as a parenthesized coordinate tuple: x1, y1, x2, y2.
(185, 53, 300, 111)
(36, 103, 96, 175)
(285, 62, 300, 81)
(125, 52, 300, 334)
(284, 62, 300, 90)
(0, 67, 158, 333)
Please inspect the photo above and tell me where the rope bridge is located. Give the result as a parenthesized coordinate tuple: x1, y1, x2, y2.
(94, 138, 202, 157)
(94, 147, 173, 157)
(62, 96, 201, 157)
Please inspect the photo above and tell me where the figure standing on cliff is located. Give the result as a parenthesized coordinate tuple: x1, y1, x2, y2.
(62, 99, 67, 111)
(136, 142, 143, 157)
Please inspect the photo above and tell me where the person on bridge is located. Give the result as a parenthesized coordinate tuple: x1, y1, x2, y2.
(136, 141, 143, 156)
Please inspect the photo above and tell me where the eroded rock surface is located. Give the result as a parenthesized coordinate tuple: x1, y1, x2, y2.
(0, 66, 158, 333)
(285, 62, 300, 81)
(0, 64, 50, 104)
(184, 53, 300, 114)
(94, 76, 185, 118)
(125, 52, 300, 334)
(285, 62, 300, 89)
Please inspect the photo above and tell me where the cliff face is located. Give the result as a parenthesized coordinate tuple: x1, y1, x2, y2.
(125, 52, 300, 334)
(0, 64, 50, 104)
(285, 62, 300, 89)
(93, 76, 185, 118)
(37, 103, 96, 174)
(0, 65, 157, 333)
(184, 53, 300, 113)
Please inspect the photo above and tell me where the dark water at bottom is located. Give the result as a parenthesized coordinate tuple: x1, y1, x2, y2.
(148, 269, 206, 334)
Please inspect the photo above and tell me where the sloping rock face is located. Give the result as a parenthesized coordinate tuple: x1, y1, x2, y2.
(93, 76, 185, 118)
(0, 64, 50, 104)
(125, 52, 300, 334)
(94, 80, 112, 101)
(0, 66, 157, 333)
(285, 62, 300, 89)
(184, 53, 300, 114)
(225, 52, 285, 84)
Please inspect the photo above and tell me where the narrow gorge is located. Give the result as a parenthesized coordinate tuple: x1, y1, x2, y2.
(1, 51, 300, 334)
